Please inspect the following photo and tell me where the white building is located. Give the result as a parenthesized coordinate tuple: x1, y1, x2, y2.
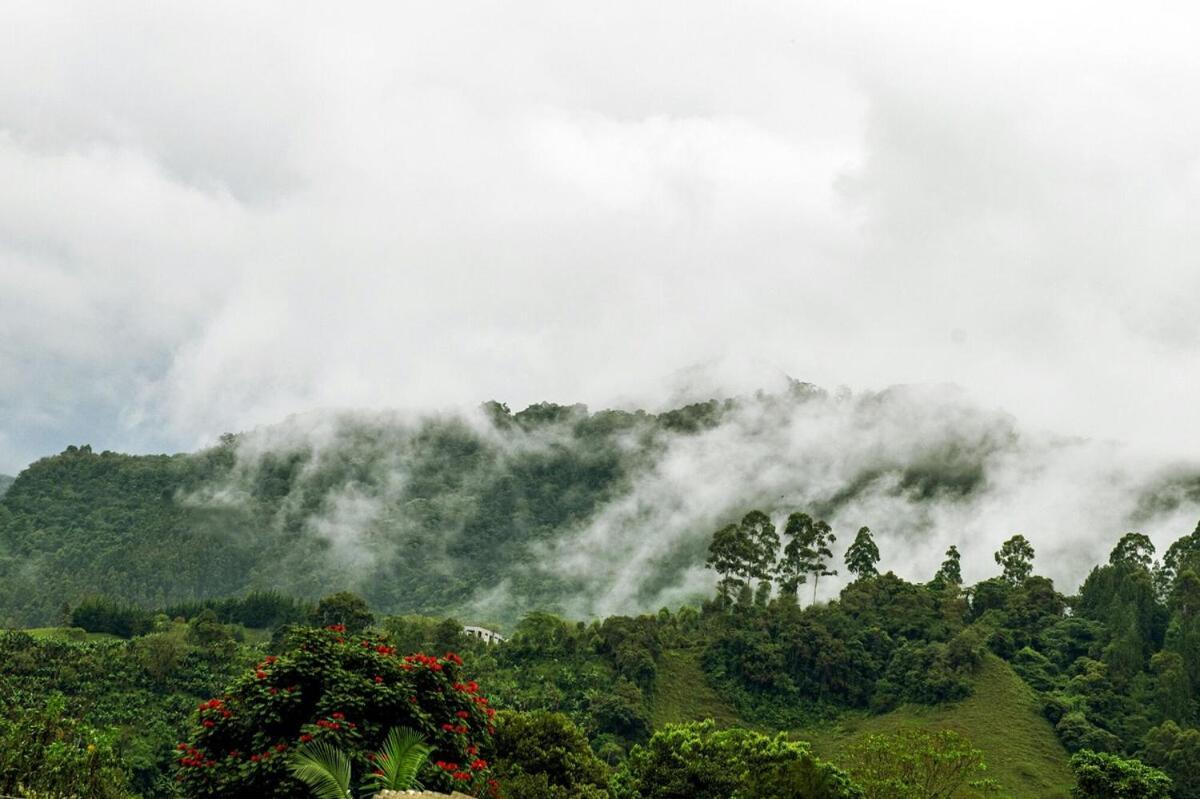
(463, 625, 506, 645)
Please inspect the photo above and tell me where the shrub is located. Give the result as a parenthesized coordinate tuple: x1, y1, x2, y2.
(846, 728, 997, 799)
(610, 720, 862, 799)
(1069, 749, 1172, 798)
(0, 693, 131, 799)
(492, 710, 609, 798)
(70, 595, 154, 638)
(174, 625, 496, 798)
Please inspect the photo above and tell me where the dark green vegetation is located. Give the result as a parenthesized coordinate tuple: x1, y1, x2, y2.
(3, 509, 1200, 797)
(0, 399, 736, 626)
(8, 385, 1199, 630)
(0, 474, 13, 498)
(4, 392, 1200, 796)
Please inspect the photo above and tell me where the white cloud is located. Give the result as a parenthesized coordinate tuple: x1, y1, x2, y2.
(1, 1, 1198, 474)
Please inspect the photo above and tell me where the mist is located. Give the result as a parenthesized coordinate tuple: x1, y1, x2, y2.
(190, 384, 1200, 622)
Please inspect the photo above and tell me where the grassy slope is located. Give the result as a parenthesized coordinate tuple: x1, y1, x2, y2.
(648, 648, 743, 729)
(650, 650, 1073, 799)
(25, 626, 121, 642)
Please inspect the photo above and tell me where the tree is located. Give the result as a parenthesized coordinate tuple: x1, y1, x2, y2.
(935, 545, 963, 585)
(846, 728, 996, 799)
(740, 510, 781, 592)
(707, 511, 779, 601)
(288, 726, 433, 798)
(1159, 524, 1200, 595)
(1109, 533, 1155, 572)
(845, 527, 881, 581)
(175, 626, 495, 798)
(994, 535, 1035, 585)
(1069, 750, 1172, 799)
(308, 592, 375, 633)
(776, 512, 812, 599)
(788, 516, 837, 605)
(610, 720, 862, 799)
(1142, 721, 1200, 799)
(492, 711, 610, 799)
(707, 523, 753, 600)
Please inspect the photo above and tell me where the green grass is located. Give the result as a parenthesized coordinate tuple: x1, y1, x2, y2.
(24, 626, 121, 642)
(648, 648, 743, 729)
(791, 655, 1074, 799)
(649, 649, 1073, 798)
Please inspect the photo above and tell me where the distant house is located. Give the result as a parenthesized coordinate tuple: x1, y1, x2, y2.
(462, 625, 505, 645)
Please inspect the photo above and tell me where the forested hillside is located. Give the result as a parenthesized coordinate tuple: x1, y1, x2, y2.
(2, 384, 1199, 628)
(0, 474, 13, 498)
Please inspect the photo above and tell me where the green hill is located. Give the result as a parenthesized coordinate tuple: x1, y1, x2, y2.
(792, 655, 1073, 798)
(649, 649, 1073, 799)
(0, 474, 12, 498)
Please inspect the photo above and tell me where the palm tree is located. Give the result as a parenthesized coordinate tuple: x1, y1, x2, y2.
(366, 727, 434, 793)
(288, 740, 352, 799)
(287, 726, 433, 799)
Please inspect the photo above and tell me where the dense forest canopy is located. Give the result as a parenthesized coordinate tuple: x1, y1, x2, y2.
(0, 474, 13, 498)
(2, 384, 1199, 627)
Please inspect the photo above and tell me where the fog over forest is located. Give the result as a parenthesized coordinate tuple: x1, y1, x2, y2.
(181, 383, 1200, 620)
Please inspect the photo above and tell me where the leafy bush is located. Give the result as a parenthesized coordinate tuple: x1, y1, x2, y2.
(492, 710, 609, 798)
(0, 693, 131, 798)
(610, 720, 862, 799)
(846, 728, 998, 799)
(1069, 749, 1172, 798)
(174, 625, 496, 798)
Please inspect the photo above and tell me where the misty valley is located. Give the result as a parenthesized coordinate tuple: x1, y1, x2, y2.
(2, 387, 1200, 798)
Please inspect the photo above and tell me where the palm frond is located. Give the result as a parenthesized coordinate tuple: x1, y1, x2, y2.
(366, 726, 435, 791)
(287, 740, 353, 799)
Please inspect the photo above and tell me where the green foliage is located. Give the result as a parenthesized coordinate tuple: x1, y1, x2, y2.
(994, 535, 1035, 585)
(844, 527, 880, 582)
(71, 596, 155, 639)
(492, 710, 609, 798)
(935, 545, 963, 585)
(366, 727, 435, 792)
(308, 592, 375, 633)
(845, 728, 997, 799)
(611, 720, 862, 799)
(174, 626, 496, 798)
(166, 591, 312, 630)
(288, 740, 352, 799)
(706, 511, 779, 600)
(0, 692, 132, 798)
(1141, 721, 1200, 799)
(1069, 749, 1172, 799)
(780, 513, 838, 605)
(287, 726, 432, 797)
(1109, 533, 1155, 572)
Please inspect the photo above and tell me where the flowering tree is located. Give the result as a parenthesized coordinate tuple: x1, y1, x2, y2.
(174, 625, 497, 798)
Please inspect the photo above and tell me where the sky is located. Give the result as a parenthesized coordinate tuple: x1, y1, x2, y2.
(2, 1, 1199, 475)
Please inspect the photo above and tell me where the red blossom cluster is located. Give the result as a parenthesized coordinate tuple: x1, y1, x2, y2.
(435, 760, 473, 782)
(403, 652, 448, 671)
(178, 626, 498, 796)
(176, 743, 215, 770)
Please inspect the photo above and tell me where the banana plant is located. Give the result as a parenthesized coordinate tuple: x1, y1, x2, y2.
(287, 726, 434, 799)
